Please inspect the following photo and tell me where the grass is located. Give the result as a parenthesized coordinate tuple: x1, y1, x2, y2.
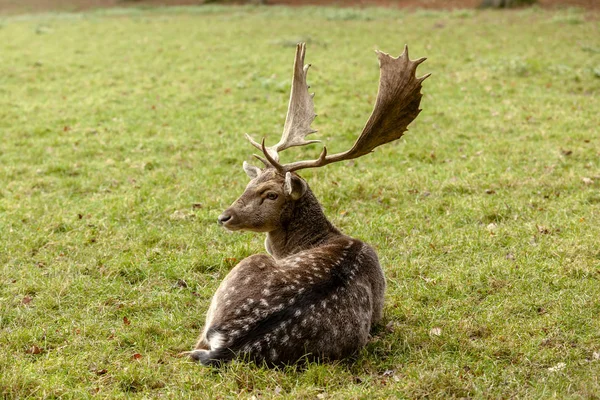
(1, 4, 599, 398)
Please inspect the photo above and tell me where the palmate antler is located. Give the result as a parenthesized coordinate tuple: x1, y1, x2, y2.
(246, 43, 429, 173)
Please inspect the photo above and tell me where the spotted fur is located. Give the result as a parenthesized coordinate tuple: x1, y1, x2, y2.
(190, 169, 385, 366)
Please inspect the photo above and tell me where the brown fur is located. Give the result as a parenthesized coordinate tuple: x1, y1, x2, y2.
(189, 169, 385, 366)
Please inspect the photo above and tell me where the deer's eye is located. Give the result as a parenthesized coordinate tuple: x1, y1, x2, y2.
(266, 192, 278, 201)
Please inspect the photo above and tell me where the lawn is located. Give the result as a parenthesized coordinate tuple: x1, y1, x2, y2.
(1, 4, 599, 398)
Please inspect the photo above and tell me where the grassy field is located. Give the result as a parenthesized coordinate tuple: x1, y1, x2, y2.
(1, 4, 599, 398)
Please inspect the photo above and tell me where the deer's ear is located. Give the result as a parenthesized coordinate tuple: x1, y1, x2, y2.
(243, 161, 261, 179)
(284, 172, 307, 200)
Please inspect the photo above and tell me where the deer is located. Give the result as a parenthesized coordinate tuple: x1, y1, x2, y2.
(187, 43, 429, 366)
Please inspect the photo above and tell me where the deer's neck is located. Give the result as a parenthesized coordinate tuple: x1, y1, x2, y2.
(266, 190, 341, 259)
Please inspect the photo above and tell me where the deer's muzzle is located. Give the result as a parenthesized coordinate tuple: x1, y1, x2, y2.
(217, 212, 232, 226)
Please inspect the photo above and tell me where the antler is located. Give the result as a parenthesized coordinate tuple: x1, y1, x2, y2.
(247, 43, 429, 173)
(245, 42, 319, 163)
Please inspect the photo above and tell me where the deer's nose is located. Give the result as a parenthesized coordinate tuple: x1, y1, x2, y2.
(217, 213, 232, 225)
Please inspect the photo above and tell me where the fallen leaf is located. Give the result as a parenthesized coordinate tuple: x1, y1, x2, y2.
(536, 225, 551, 234)
(173, 279, 188, 289)
(26, 345, 43, 355)
(170, 210, 195, 221)
(385, 321, 396, 333)
(382, 369, 395, 377)
(95, 368, 108, 376)
(430, 327, 442, 336)
(123, 316, 131, 326)
(132, 353, 142, 360)
(22, 295, 33, 305)
(485, 189, 496, 194)
(582, 177, 593, 185)
(592, 351, 600, 360)
(486, 223, 497, 231)
(548, 362, 566, 372)
(192, 203, 203, 209)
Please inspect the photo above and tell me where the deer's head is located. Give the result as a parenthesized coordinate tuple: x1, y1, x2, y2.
(218, 43, 428, 233)
(217, 167, 307, 232)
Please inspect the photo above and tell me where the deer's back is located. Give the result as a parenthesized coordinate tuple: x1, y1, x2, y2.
(200, 236, 385, 365)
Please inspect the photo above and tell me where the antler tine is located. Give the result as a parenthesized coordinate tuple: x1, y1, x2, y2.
(245, 133, 263, 152)
(252, 154, 270, 168)
(278, 44, 429, 173)
(260, 138, 285, 172)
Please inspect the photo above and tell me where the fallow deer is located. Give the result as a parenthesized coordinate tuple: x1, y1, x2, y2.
(188, 43, 428, 366)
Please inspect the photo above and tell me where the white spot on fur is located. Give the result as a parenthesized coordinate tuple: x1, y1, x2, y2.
(260, 299, 269, 307)
(262, 288, 271, 296)
(294, 309, 302, 317)
(270, 348, 278, 360)
(209, 332, 226, 350)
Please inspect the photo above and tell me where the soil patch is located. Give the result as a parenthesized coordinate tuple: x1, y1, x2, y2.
(0, 0, 597, 16)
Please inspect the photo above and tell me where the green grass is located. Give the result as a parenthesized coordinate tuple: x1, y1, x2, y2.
(1, 4, 599, 398)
